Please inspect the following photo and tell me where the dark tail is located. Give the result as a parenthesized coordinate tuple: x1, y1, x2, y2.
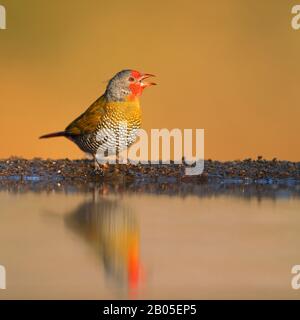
(39, 131, 67, 139)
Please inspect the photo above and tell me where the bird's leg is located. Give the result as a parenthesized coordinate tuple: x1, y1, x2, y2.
(116, 152, 127, 165)
(111, 149, 120, 174)
(92, 155, 105, 176)
(94, 155, 110, 172)
(116, 149, 120, 165)
(115, 149, 126, 166)
(93, 155, 100, 170)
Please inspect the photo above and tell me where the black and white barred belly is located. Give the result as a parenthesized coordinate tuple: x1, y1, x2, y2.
(71, 116, 141, 156)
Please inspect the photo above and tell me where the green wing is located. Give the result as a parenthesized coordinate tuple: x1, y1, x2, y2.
(65, 95, 107, 135)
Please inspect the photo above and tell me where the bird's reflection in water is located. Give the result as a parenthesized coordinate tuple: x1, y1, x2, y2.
(64, 190, 143, 298)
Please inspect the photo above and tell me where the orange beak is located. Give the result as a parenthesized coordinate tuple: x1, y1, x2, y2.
(139, 73, 157, 88)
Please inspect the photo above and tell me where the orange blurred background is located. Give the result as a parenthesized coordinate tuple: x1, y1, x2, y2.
(0, 0, 299, 160)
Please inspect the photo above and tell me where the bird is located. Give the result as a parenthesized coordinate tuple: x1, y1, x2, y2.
(39, 69, 156, 169)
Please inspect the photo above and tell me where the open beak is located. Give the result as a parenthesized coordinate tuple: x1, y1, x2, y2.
(139, 73, 156, 87)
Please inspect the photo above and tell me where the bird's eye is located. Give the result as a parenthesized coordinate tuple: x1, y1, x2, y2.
(128, 77, 135, 82)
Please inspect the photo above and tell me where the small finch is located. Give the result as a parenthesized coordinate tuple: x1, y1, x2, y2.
(39, 70, 156, 168)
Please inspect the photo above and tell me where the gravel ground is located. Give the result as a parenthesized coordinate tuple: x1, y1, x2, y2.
(0, 157, 299, 196)
(0, 157, 299, 186)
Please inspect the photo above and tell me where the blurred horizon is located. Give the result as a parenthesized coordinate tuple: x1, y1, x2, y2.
(1, 0, 300, 161)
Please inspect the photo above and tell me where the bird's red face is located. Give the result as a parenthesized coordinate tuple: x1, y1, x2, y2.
(128, 70, 156, 98)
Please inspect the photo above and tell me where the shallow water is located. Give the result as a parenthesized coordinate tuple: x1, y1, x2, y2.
(0, 183, 300, 299)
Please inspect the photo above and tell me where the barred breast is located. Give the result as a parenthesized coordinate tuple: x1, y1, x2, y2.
(71, 103, 141, 156)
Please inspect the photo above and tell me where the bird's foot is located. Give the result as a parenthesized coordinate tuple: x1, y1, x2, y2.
(93, 158, 109, 176)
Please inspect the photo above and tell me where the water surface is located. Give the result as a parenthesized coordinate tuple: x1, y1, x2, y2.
(0, 183, 300, 299)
